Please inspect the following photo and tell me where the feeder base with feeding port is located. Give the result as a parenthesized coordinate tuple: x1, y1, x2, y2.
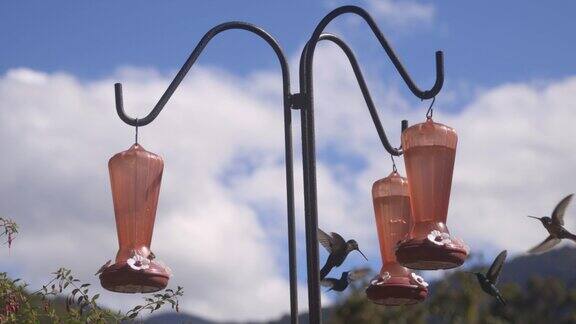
(366, 262, 428, 306)
(100, 261, 170, 294)
(395, 225, 469, 270)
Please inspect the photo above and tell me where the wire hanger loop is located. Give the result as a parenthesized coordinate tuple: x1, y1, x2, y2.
(135, 118, 139, 144)
(390, 154, 397, 173)
(425, 96, 436, 120)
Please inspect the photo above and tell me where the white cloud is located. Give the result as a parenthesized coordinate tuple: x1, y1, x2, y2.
(446, 79, 576, 253)
(322, 0, 435, 31)
(363, 0, 435, 27)
(1, 46, 576, 321)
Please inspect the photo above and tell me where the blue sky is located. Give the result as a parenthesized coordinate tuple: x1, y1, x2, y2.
(1, 1, 576, 321)
(2, 1, 576, 88)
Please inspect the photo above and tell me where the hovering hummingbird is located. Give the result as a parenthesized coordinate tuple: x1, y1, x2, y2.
(320, 267, 371, 292)
(472, 250, 507, 306)
(528, 194, 575, 254)
(318, 229, 368, 279)
(95, 260, 112, 276)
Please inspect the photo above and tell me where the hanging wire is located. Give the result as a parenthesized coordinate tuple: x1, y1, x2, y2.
(135, 118, 139, 144)
(133, 120, 138, 257)
(390, 154, 397, 173)
(425, 96, 436, 119)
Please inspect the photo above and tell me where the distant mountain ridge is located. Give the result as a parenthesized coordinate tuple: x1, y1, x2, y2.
(145, 246, 576, 323)
(498, 246, 576, 287)
(144, 308, 331, 324)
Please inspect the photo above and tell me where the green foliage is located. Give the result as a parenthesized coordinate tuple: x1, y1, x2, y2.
(0, 217, 18, 249)
(1, 268, 183, 323)
(329, 272, 576, 323)
(0, 217, 183, 323)
(125, 286, 184, 319)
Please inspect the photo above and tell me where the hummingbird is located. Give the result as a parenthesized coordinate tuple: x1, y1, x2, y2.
(528, 194, 575, 254)
(472, 250, 507, 306)
(320, 267, 371, 292)
(318, 229, 368, 279)
(95, 260, 112, 276)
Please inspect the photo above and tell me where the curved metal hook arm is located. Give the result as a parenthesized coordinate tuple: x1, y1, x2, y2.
(303, 33, 406, 155)
(114, 21, 291, 127)
(304, 5, 443, 101)
(114, 22, 298, 324)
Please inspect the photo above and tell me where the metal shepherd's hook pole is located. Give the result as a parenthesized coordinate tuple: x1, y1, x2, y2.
(113, 22, 299, 324)
(297, 5, 445, 323)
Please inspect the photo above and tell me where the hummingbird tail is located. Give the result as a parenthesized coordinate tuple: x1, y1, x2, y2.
(566, 232, 576, 243)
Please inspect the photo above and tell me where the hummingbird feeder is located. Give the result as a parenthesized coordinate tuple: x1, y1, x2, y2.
(366, 170, 428, 305)
(395, 118, 469, 270)
(104, 4, 453, 321)
(99, 143, 171, 293)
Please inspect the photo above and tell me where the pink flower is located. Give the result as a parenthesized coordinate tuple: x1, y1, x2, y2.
(427, 230, 451, 246)
(370, 272, 391, 286)
(127, 254, 150, 271)
(381, 272, 391, 282)
(410, 273, 429, 288)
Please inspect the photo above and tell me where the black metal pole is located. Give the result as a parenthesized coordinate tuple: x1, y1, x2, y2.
(113, 22, 298, 324)
(298, 6, 445, 323)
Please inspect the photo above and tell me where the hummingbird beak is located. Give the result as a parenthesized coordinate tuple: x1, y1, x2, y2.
(356, 248, 368, 261)
(527, 216, 541, 221)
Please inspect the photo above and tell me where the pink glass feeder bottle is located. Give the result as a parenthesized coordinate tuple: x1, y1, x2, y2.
(395, 118, 468, 270)
(366, 171, 428, 305)
(99, 144, 171, 293)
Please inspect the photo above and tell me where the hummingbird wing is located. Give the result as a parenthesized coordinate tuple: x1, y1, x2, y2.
(348, 267, 371, 282)
(551, 194, 573, 226)
(329, 232, 347, 251)
(317, 228, 333, 253)
(320, 277, 338, 288)
(486, 250, 507, 285)
(318, 228, 347, 253)
(528, 235, 561, 254)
